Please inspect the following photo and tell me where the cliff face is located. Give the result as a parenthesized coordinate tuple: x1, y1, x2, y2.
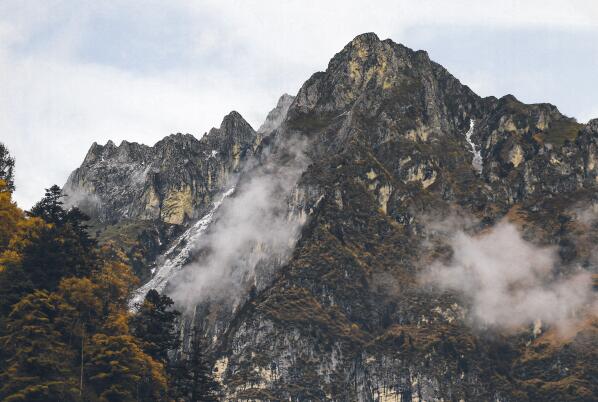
(66, 33, 597, 401)
(64, 111, 259, 225)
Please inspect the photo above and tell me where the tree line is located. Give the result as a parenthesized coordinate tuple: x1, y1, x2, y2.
(0, 143, 219, 402)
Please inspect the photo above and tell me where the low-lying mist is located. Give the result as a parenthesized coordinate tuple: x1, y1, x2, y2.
(167, 136, 310, 312)
(62, 184, 102, 216)
(421, 220, 596, 333)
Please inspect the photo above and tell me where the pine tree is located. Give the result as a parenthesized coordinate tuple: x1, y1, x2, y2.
(0, 290, 79, 402)
(174, 331, 220, 402)
(7, 185, 100, 291)
(131, 289, 181, 363)
(0, 257, 33, 325)
(28, 184, 96, 253)
(28, 184, 95, 247)
(85, 331, 167, 402)
(131, 289, 184, 401)
(0, 142, 15, 192)
(28, 185, 67, 225)
(17, 221, 96, 290)
(167, 355, 193, 401)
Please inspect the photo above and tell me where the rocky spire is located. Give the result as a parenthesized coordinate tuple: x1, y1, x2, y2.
(258, 94, 295, 134)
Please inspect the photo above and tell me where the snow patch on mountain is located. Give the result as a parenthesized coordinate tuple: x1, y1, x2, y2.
(129, 187, 235, 308)
(465, 119, 483, 174)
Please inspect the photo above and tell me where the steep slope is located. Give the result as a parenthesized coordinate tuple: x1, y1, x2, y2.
(64, 33, 598, 401)
(210, 33, 598, 401)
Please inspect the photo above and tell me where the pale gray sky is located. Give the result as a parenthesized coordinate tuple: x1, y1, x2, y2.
(1, 0, 597, 208)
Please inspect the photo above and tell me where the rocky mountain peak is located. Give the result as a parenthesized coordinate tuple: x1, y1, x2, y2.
(153, 133, 200, 150)
(287, 34, 482, 154)
(347, 31, 380, 44)
(82, 141, 102, 164)
(258, 93, 295, 134)
(205, 111, 255, 144)
(219, 110, 254, 132)
(82, 139, 150, 165)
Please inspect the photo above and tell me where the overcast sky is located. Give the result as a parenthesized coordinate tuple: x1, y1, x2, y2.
(1, 0, 597, 208)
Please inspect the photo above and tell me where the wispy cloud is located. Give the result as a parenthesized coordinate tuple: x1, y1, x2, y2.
(167, 136, 310, 310)
(420, 221, 596, 333)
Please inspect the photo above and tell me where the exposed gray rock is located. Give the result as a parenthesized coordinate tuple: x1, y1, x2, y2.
(258, 94, 295, 134)
(64, 111, 259, 225)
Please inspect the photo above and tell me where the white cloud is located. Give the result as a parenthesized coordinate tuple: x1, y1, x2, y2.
(421, 221, 596, 333)
(169, 136, 310, 310)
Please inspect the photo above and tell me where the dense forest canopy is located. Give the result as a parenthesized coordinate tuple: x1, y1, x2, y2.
(0, 143, 217, 402)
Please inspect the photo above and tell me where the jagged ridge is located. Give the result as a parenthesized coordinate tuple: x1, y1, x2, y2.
(64, 111, 259, 225)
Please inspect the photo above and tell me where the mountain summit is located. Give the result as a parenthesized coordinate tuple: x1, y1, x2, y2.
(64, 34, 598, 401)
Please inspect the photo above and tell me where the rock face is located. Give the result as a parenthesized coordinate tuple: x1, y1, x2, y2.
(64, 111, 259, 225)
(66, 33, 598, 401)
(258, 93, 295, 134)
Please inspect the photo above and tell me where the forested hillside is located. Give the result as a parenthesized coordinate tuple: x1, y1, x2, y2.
(0, 143, 217, 401)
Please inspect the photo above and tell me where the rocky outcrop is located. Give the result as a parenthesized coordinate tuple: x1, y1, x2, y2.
(64, 111, 259, 225)
(258, 94, 295, 134)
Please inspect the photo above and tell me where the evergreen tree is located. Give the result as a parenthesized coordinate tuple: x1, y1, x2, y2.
(167, 356, 193, 401)
(173, 331, 220, 402)
(28, 185, 67, 225)
(0, 258, 33, 325)
(0, 142, 15, 192)
(131, 289, 184, 401)
(85, 331, 167, 402)
(29, 184, 96, 250)
(0, 290, 78, 402)
(7, 185, 100, 291)
(131, 289, 181, 364)
(16, 220, 96, 290)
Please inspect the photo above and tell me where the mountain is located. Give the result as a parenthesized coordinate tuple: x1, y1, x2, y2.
(65, 33, 598, 401)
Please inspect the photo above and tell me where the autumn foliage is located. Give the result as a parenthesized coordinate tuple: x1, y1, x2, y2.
(0, 146, 170, 401)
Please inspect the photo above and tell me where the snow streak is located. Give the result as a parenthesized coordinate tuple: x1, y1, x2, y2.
(465, 119, 483, 174)
(129, 187, 235, 308)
